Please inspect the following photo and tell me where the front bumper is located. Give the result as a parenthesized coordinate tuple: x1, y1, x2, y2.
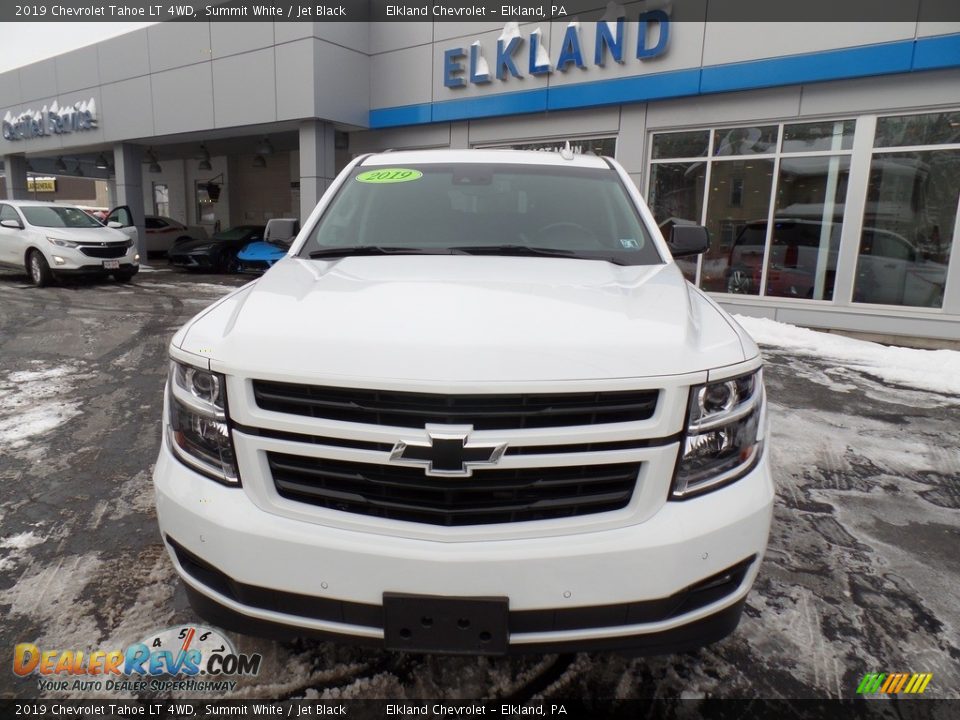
(54, 262, 138, 276)
(153, 433, 773, 653)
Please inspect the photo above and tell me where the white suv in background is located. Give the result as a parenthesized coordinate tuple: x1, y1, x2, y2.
(154, 149, 773, 655)
(0, 200, 139, 286)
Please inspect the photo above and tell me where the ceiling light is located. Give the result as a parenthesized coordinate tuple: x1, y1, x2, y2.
(252, 154, 266, 168)
(149, 160, 162, 173)
(55, 156, 67, 172)
(95, 153, 109, 170)
(255, 137, 273, 155)
(75, 162, 84, 177)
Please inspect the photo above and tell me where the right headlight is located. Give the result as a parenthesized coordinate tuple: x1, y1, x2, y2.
(671, 369, 764, 499)
(166, 359, 239, 485)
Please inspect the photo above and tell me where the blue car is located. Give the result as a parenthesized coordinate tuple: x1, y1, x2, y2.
(237, 218, 299, 273)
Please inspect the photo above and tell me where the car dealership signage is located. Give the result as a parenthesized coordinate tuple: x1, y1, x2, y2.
(2, 99, 98, 141)
(444, 14, 671, 88)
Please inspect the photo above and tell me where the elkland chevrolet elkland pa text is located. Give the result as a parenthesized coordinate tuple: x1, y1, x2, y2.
(153, 149, 773, 655)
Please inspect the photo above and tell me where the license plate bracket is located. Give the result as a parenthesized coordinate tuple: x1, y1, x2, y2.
(383, 593, 508, 655)
(103, 259, 120, 270)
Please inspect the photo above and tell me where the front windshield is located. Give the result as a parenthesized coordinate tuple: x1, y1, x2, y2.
(21, 206, 104, 229)
(298, 163, 661, 265)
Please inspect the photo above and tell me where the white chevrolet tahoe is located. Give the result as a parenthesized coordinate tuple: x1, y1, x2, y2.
(153, 149, 773, 655)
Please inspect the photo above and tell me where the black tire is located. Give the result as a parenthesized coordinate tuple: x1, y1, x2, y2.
(27, 250, 53, 288)
(725, 267, 753, 295)
(219, 251, 241, 274)
(113, 270, 137, 283)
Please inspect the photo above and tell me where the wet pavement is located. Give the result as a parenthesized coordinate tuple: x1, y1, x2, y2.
(0, 266, 957, 701)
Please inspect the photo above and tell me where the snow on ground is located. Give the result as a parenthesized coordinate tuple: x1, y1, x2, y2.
(0, 364, 86, 449)
(734, 315, 960, 398)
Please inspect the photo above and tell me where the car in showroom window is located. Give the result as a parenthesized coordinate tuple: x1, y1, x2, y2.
(0, 200, 139, 286)
(154, 149, 772, 656)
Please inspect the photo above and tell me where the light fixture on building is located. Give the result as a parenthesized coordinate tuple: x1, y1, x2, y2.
(255, 136, 274, 155)
(198, 144, 212, 171)
(55, 156, 67, 172)
(252, 154, 267, 168)
(95, 153, 109, 170)
(146, 148, 162, 173)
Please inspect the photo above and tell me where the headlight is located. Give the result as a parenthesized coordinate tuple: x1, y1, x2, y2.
(671, 369, 764, 499)
(47, 236, 78, 248)
(167, 360, 238, 485)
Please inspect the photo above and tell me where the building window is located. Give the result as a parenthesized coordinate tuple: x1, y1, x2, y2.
(648, 119, 854, 300)
(153, 183, 169, 217)
(853, 111, 960, 309)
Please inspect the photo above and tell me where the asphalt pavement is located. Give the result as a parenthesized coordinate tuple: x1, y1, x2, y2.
(0, 265, 957, 701)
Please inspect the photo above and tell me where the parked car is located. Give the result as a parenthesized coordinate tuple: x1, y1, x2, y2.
(725, 218, 841, 299)
(236, 218, 299, 273)
(0, 200, 138, 286)
(168, 225, 265, 273)
(106, 210, 207, 255)
(154, 149, 772, 655)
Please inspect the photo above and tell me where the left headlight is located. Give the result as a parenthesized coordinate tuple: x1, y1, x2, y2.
(47, 236, 78, 248)
(167, 360, 239, 485)
(671, 369, 764, 499)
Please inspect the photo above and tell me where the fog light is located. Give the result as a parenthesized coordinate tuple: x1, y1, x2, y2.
(134, 253, 140, 263)
(52, 255, 66, 265)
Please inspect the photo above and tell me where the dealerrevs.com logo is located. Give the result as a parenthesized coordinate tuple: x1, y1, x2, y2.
(14, 625, 262, 693)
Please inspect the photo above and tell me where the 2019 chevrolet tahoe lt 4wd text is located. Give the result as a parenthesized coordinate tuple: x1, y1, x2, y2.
(153, 149, 773, 655)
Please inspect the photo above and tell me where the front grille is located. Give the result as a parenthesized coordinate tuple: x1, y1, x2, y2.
(268, 452, 640, 526)
(252, 382, 659, 430)
(80, 244, 127, 259)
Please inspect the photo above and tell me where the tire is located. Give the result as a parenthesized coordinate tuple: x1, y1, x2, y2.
(27, 250, 53, 288)
(113, 270, 137, 283)
(725, 268, 753, 295)
(219, 251, 241, 274)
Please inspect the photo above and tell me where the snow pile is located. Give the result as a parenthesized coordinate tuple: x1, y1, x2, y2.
(734, 315, 960, 397)
(0, 364, 84, 449)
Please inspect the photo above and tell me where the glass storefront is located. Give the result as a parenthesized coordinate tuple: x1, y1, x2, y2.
(648, 112, 958, 310)
(853, 112, 960, 309)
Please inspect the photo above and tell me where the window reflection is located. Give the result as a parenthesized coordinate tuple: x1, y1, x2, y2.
(853, 149, 957, 308)
(701, 160, 775, 294)
(764, 156, 850, 300)
(648, 162, 706, 282)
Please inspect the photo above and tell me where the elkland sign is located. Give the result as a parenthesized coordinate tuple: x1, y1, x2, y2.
(2, 99, 98, 141)
(443, 14, 671, 88)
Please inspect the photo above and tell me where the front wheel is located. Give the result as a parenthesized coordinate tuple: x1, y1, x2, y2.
(726, 268, 754, 295)
(218, 251, 241, 274)
(28, 250, 53, 287)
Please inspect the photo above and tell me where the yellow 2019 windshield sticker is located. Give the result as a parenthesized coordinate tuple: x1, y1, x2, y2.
(356, 168, 423, 183)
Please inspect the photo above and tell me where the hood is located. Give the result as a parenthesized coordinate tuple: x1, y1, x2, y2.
(42, 226, 129, 243)
(238, 241, 287, 260)
(173, 237, 226, 253)
(178, 256, 751, 384)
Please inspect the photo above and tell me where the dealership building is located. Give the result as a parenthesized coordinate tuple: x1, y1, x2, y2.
(1, 15, 959, 341)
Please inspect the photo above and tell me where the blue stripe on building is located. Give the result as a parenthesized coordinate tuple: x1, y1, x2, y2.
(369, 33, 960, 129)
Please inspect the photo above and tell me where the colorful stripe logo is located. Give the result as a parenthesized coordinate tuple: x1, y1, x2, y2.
(857, 673, 933, 694)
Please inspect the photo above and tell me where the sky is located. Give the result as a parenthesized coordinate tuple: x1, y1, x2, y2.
(0, 23, 156, 74)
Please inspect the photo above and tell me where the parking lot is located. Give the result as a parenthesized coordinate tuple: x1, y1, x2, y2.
(0, 265, 958, 701)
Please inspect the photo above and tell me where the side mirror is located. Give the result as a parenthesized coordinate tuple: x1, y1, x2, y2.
(107, 221, 123, 229)
(0, 219, 23, 229)
(668, 225, 710, 257)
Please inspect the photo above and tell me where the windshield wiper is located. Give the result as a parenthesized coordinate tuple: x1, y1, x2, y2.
(308, 246, 465, 259)
(458, 245, 633, 265)
(457, 245, 578, 258)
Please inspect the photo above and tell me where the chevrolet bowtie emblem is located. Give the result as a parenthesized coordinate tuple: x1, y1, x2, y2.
(390, 424, 507, 477)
